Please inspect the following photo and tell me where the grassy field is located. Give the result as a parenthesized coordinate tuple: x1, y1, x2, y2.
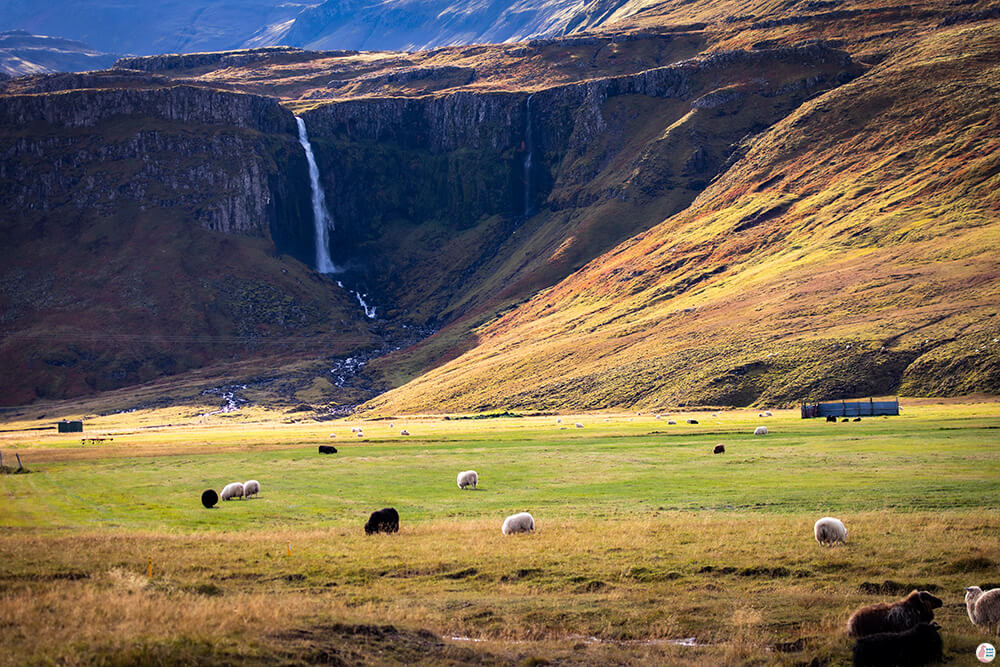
(1, 399, 998, 664)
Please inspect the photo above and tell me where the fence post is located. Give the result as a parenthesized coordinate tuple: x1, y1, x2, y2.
(15, 453, 23, 471)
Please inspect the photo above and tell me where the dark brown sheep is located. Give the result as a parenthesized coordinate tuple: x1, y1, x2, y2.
(713, 444, 725, 454)
(852, 622, 942, 666)
(847, 590, 943, 638)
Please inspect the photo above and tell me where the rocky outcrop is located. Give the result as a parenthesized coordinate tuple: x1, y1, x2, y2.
(0, 84, 312, 247)
(113, 47, 349, 73)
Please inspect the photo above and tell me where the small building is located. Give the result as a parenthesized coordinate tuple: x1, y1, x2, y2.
(800, 398, 899, 419)
(57, 420, 83, 433)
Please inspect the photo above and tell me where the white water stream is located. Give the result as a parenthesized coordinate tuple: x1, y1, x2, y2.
(295, 116, 337, 274)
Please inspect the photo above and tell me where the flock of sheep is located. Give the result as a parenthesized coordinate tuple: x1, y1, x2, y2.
(201, 413, 996, 662)
(362, 469, 535, 536)
(814, 516, 1000, 664)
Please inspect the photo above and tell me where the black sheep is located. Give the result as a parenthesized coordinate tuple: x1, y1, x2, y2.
(852, 622, 942, 666)
(364, 507, 399, 535)
(713, 444, 725, 454)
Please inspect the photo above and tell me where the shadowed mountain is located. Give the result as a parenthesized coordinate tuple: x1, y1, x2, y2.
(0, 31, 118, 76)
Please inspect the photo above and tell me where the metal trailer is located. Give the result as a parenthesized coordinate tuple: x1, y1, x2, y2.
(800, 398, 899, 418)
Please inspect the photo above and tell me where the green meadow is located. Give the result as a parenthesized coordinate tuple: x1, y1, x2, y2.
(1, 401, 998, 664)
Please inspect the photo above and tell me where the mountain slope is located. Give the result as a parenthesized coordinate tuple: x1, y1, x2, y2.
(360, 21, 1000, 413)
(0, 31, 118, 77)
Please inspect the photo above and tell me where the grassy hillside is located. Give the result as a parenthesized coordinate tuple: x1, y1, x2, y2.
(1, 401, 998, 663)
(361, 21, 1000, 413)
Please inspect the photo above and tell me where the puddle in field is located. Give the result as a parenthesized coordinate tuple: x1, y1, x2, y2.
(446, 635, 710, 647)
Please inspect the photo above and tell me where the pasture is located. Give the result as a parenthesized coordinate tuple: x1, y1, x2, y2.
(1, 400, 998, 665)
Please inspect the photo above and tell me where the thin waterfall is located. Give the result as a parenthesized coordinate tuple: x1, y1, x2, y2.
(295, 116, 337, 274)
(523, 93, 534, 217)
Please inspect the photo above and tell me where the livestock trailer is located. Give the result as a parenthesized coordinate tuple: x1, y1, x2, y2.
(800, 398, 899, 419)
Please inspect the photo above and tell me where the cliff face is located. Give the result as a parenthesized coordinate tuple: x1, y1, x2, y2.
(0, 85, 310, 244)
(299, 43, 860, 323)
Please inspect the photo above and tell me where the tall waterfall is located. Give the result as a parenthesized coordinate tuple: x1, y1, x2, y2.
(295, 116, 337, 274)
(523, 94, 534, 217)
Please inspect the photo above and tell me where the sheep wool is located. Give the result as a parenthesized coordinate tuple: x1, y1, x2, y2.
(965, 586, 1000, 634)
(220, 482, 245, 501)
(814, 517, 847, 546)
(754, 426, 768, 435)
(243, 479, 260, 498)
(851, 622, 942, 667)
(847, 590, 942, 637)
(502, 512, 535, 535)
(457, 470, 478, 490)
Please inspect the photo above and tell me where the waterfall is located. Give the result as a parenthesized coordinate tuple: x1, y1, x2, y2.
(523, 93, 534, 217)
(295, 116, 337, 274)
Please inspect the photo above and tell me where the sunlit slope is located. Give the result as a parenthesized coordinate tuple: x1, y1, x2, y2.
(363, 24, 1000, 413)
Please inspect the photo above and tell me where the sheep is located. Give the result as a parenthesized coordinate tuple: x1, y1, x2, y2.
(754, 426, 768, 435)
(556, 418, 562, 424)
(243, 479, 260, 499)
(364, 507, 399, 535)
(827, 415, 837, 422)
(764, 411, 773, 417)
(965, 586, 1000, 634)
(687, 418, 699, 424)
(457, 470, 478, 490)
(851, 622, 942, 667)
(713, 444, 725, 454)
(351, 427, 360, 433)
(815, 516, 847, 546)
(389, 422, 394, 428)
(846, 590, 942, 637)
(853, 417, 862, 422)
(356, 432, 364, 437)
(400, 429, 410, 435)
(329, 433, 337, 438)
(502, 512, 534, 535)
(201, 489, 218, 508)
(667, 419, 677, 425)
(575, 423, 584, 428)
(318, 445, 337, 454)
(220, 482, 244, 501)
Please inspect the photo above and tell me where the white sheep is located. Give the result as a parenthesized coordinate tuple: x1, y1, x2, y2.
(667, 419, 677, 425)
(575, 423, 584, 428)
(764, 411, 773, 417)
(389, 422, 395, 428)
(400, 430, 410, 435)
(356, 431, 364, 437)
(243, 479, 260, 498)
(965, 586, 1000, 634)
(556, 418, 562, 424)
(457, 470, 478, 490)
(220, 482, 245, 501)
(502, 512, 535, 535)
(351, 427, 360, 433)
(329, 433, 336, 438)
(814, 517, 847, 546)
(754, 426, 768, 435)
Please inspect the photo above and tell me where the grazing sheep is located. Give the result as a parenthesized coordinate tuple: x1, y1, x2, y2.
(842, 418, 850, 422)
(364, 507, 399, 535)
(389, 423, 395, 428)
(356, 432, 364, 437)
(847, 590, 942, 637)
(556, 418, 563, 424)
(243, 479, 260, 499)
(965, 586, 1000, 634)
(815, 517, 847, 546)
(575, 423, 584, 428)
(329, 433, 337, 438)
(852, 622, 942, 667)
(400, 430, 410, 435)
(827, 416, 837, 422)
(220, 482, 244, 501)
(758, 413, 766, 418)
(318, 445, 337, 454)
(201, 489, 218, 508)
(667, 419, 677, 425)
(457, 470, 478, 490)
(351, 427, 360, 433)
(713, 444, 725, 454)
(687, 419, 699, 424)
(853, 417, 862, 422)
(656, 414, 662, 419)
(502, 512, 535, 535)
(765, 411, 773, 417)
(754, 426, 768, 435)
